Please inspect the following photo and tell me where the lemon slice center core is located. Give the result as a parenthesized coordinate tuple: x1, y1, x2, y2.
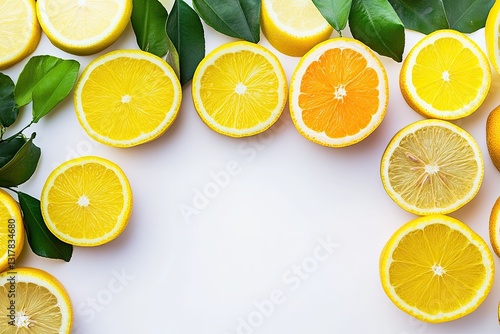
(235, 83, 247, 95)
(14, 310, 31, 328)
(334, 85, 347, 100)
(77, 195, 90, 207)
(442, 70, 450, 82)
(121, 94, 132, 103)
(431, 264, 446, 276)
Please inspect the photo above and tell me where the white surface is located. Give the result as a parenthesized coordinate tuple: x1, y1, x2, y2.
(4, 10, 500, 334)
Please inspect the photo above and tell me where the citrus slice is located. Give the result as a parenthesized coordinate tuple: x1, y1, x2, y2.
(192, 41, 287, 138)
(36, 0, 132, 55)
(289, 37, 388, 147)
(0, 190, 24, 273)
(486, 0, 500, 75)
(489, 196, 500, 258)
(400, 29, 491, 120)
(41, 156, 133, 246)
(380, 215, 494, 323)
(261, 0, 333, 57)
(74, 49, 182, 147)
(486, 104, 500, 171)
(0, 267, 73, 333)
(380, 119, 483, 215)
(0, 0, 41, 70)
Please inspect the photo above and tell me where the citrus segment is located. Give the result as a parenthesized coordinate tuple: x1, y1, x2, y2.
(380, 215, 494, 323)
(400, 29, 491, 120)
(192, 41, 287, 137)
(0, 0, 41, 70)
(36, 0, 132, 55)
(290, 37, 388, 147)
(41, 156, 133, 247)
(261, 0, 333, 57)
(485, 0, 500, 75)
(380, 119, 483, 215)
(0, 190, 24, 273)
(74, 50, 182, 147)
(0, 267, 73, 333)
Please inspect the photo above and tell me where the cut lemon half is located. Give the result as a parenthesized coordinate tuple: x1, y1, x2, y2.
(380, 119, 483, 215)
(0, 189, 24, 273)
(486, 0, 500, 75)
(261, 0, 333, 57)
(400, 29, 491, 120)
(380, 215, 494, 323)
(0, 0, 41, 70)
(74, 49, 182, 147)
(0, 267, 73, 333)
(192, 41, 287, 137)
(36, 0, 132, 55)
(289, 37, 388, 147)
(41, 156, 133, 247)
(489, 196, 500, 258)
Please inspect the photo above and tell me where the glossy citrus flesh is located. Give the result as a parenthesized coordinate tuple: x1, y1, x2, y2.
(0, 190, 24, 273)
(0, 267, 73, 333)
(192, 41, 287, 137)
(41, 156, 133, 246)
(380, 119, 483, 215)
(485, 0, 500, 75)
(290, 37, 388, 147)
(75, 50, 182, 147)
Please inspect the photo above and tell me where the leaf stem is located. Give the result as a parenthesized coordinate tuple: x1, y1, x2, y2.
(1, 121, 34, 143)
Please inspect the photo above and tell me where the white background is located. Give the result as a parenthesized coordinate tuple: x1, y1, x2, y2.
(4, 2, 500, 333)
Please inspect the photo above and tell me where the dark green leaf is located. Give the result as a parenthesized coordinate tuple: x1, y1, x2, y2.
(349, 0, 405, 62)
(0, 133, 40, 187)
(193, 0, 261, 43)
(14, 55, 63, 107)
(0, 136, 26, 168)
(131, 0, 169, 57)
(18, 192, 73, 262)
(388, 0, 448, 34)
(32, 59, 80, 123)
(0, 73, 19, 129)
(443, 0, 494, 33)
(167, 0, 205, 85)
(312, 0, 352, 33)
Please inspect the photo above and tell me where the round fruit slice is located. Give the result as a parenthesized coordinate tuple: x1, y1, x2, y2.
(36, 0, 132, 55)
(41, 156, 133, 246)
(380, 119, 483, 215)
(486, 104, 500, 171)
(0, 190, 24, 273)
(400, 29, 491, 120)
(289, 37, 388, 147)
(261, 0, 332, 57)
(489, 196, 500, 258)
(74, 49, 182, 147)
(486, 1, 500, 75)
(0, 0, 41, 70)
(192, 41, 287, 138)
(380, 215, 494, 323)
(0, 267, 73, 333)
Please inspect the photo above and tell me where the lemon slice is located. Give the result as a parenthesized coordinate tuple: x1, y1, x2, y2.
(289, 37, 388, 147)
(0, 267, 73, 333)
(0, 0, 41, 70)
(261, 0, 332, 57)
(74, 49, 182, 147)
(36, 0, 132, 55)
(400, 29, 491, 120)
(380, 214, 494, 323)
(486, 0, 500, 75)
(489, 196, 500, 258)
(380, 119, 484, 215)
(192, 41, 287, 137)
(41, 156, 133, 247)
(0, 190, 24, 273)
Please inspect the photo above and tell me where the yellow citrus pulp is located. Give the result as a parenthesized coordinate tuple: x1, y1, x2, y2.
(485, 0, 500, 75)
(0, 190, 24, 273)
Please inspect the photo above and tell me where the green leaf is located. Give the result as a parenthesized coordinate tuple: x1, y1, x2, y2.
(443, 0, 494, 33)
(193, 0, 261, 43)
(131, 0, 169, 57)
(32, 59, 80, 123)
(18, 192, 73, 262)
(388, 0, 448, 34)
(166, 34, 181, 79)
(14, 55, 63, 107)
(0, 136, 26, 168)
(0, 133, 40, 187)
(312, 0, 352, 33)
(0, 73, 19, 129)
(349, 0, 405, 62)
(167, 0, 205, 85)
